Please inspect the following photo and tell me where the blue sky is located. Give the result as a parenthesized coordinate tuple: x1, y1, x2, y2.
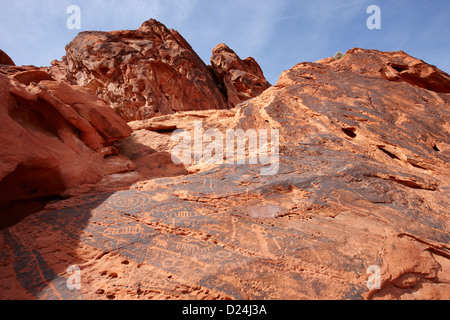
(1, 0, 449, 84)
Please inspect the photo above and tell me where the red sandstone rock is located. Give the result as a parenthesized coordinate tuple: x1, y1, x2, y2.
(41, 80, 132, 147)
(0, 50, 15, 66)
(0, 37, 449, 301)
(50, 20, 271, 121)
(0, 66, 132, 228)
(13, 69, 54, 85)
(210, 43, 271, 107)
(321, 48, 450, 93)
(50, 19, 229, 121)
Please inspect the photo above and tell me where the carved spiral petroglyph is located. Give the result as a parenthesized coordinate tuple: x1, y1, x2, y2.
(106, 192, 152, 211)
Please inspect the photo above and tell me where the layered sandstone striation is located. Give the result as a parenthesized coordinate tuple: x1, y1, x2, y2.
(0, 24, 449, 301)
(51, 19, 269, 121)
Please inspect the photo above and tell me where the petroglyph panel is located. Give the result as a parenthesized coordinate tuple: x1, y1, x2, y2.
(1, 154, 448, 300)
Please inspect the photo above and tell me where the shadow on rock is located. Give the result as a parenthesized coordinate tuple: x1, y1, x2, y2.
(0, 192, 114, 299)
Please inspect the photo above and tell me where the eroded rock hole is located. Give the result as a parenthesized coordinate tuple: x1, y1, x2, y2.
(377, 146, 401, 160)
(155, 127, 177, 134)
(388, 62, 409, 73)
(392, 65, 408, 73)
(408, 161, 428, 170)
(342, 127, 357, 138)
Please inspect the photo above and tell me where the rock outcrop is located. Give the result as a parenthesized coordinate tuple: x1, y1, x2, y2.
(51, 19, 228, 121)
(0, 49, 15, 66)
(210, 43, 271, 108)
(0, 65, 132, 228)
(317, 48, 450, 94)
(50, 19, 270, 121)
(0, 25, 449, 301)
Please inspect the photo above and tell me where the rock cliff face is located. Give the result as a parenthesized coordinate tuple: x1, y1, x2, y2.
(0, 25, 449, 301)
(51, 19, 269, 121)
